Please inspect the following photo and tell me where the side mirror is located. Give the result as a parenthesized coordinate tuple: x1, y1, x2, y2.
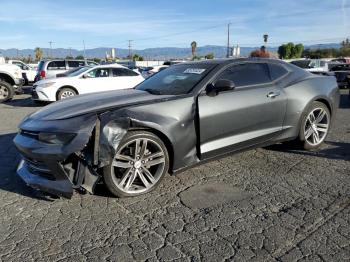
(82, 74, 91, 78)
(206, 79, 235, 96)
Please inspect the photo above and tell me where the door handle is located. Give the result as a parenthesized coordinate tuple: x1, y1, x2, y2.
(267, 91, 280, 98)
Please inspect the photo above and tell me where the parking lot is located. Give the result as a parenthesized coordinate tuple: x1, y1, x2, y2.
(0, 88, 349, 261)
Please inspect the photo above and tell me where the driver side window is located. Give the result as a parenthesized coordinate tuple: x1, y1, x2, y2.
(86, 68, 110, 78)
(218, 63, 271, 87)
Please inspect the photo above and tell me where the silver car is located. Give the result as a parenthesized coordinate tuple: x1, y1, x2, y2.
(34, 59, 99, 82)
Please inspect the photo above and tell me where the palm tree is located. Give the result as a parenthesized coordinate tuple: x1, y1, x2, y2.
(191, 41, 197, 58)
(34, 47, 43, 61)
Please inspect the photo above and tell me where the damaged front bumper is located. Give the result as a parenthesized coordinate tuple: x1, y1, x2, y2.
(17, 159, 74, 198)
(13, 114, 100, 198)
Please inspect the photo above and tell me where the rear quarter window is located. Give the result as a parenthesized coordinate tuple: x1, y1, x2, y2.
(47, 61, 66, 70)
(268, 63, 289, 81)
(68, 60, 85, 68)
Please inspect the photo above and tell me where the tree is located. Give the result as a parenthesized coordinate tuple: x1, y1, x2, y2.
(65, 55, 73, 59)
(204, 53, 214, 59)
(75, 55, 84, 60)
(132, 54, 144, 61)
(277, 42, 304, 59)
(34, 47, 43, 61)
(341, 38, 350, 49)
(191, 41, 197, 59)
(27, 55, 32, 63)
(293, 44, 304, 58)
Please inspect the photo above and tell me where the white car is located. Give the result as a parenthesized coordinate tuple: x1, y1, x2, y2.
(7, 60, 37, 83)
(32, 64, 144, 102)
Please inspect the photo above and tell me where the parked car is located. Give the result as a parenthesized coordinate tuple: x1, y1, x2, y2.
(0, 63, 24, 102)
(14, 58, 339, 199)
(32, 64, 144, 101)
(7, 60, 37, 84)
(141, 65, 169, 78)
(291, 59, 349, 88)
(329, 63, 350, 88)
(34, 59, 99, 82)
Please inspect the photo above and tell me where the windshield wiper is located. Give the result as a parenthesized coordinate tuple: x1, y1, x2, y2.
(142, 89, 163, 95)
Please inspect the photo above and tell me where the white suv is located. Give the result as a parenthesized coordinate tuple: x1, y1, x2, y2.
(32, 64, 144, 102)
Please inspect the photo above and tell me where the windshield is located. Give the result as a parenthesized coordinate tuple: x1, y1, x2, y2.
(136, 64, 216, 95)
(69, 66, 92, 77)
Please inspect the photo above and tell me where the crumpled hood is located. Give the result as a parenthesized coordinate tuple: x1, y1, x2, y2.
(29, 89, 174, 120)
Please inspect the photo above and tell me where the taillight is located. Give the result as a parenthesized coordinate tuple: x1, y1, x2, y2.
(40, 70, 46, 78)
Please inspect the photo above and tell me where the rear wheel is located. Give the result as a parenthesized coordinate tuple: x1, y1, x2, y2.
(57, 88, 77, 100)
(298, 101, 330, 150)
(103, 131, 169, 198)
(0, 81, 14, 102)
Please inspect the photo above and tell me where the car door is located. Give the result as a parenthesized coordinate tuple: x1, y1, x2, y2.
(198, 62, 287, 158)
(78, 67, 112, 94)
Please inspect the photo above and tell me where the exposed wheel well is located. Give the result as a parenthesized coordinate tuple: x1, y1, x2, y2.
(315, 98, 332, 115)
(128, 127, 174, 173)
(56, 86, 79, 100)
(0, 73, 15, 85)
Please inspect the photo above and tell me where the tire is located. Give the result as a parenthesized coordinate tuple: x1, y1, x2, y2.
(103, 131, 169, 198)
(297, 101, 331, 150)
(0, 80, 15, 102)
(57, 88, 77, 100)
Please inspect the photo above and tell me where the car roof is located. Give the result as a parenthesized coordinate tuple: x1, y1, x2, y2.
(94, 64, 127, 69)
(177, 58, 288, 66)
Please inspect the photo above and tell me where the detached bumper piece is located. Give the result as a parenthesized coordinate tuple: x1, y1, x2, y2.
(17, 158, 74, 198)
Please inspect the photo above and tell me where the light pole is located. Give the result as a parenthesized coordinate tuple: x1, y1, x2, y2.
(226, 23, 232, 58)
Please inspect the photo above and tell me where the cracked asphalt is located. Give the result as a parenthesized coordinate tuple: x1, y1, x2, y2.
(0, 88, 349, 261)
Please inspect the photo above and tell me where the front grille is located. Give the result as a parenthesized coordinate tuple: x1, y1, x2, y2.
(23, 157, 55, 180)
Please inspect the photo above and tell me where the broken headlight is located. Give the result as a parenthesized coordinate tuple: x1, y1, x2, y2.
(38, 132, 76, 145)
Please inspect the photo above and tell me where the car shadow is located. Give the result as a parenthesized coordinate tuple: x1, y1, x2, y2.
(3, 97, 41, 107)
(339, 92, 350, 109)
(265, 141, 350, 161)
(0, 133, 56, 201)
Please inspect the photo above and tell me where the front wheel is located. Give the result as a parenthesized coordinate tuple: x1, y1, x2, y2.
(0, 81, 14, 102)
(298, 101, 331, 150)
(103, 131, 169, 197)
(57, 88, 77, 100)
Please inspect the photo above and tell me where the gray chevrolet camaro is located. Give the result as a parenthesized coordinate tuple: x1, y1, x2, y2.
(13, 58, 339, 198)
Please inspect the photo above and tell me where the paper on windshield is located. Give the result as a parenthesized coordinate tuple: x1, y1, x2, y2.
(183, 68, 206, 74)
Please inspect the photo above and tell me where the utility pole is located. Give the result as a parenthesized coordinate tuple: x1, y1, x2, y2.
(69, 47, 72, 57)
(128, 40, 133, 66)
(226, 23, 231, 58)
(83, 40, 86, 59)
(48, 41, 53, 58)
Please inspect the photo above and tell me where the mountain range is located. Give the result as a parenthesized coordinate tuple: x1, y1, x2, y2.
(0, 43, 341, 60)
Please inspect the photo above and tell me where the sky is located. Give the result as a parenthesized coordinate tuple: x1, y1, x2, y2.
(0, 0, 349, 50)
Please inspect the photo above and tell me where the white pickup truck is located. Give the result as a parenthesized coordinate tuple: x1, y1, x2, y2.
(7, 60, 37, 84)
(0, 58, 25, 102)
